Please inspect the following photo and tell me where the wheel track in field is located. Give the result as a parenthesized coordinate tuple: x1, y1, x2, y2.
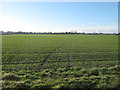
(39, 43, 66, 70)
(39, 38, 74, 70)
(38, 37, 74, 69)
(66, 42, 74, 69)
(2, 43, 65, 67)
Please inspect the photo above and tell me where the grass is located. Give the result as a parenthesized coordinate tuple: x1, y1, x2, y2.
(2, 34, 119, 89)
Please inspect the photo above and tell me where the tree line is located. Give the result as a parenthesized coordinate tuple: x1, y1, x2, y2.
(0, 31, 119, 35)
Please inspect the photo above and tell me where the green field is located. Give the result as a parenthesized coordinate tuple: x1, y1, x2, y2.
(2, 34, 119, 89)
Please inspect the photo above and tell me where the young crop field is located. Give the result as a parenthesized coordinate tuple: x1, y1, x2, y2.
(1, 34, 119, 89)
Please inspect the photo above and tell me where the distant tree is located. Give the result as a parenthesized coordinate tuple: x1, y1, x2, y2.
(0, 31, 4, 35)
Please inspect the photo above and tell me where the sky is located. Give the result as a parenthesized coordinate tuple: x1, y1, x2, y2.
(0, 2, 118, 33)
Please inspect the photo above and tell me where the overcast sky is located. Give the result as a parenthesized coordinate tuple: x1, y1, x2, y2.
(0, 2, 118, 33)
